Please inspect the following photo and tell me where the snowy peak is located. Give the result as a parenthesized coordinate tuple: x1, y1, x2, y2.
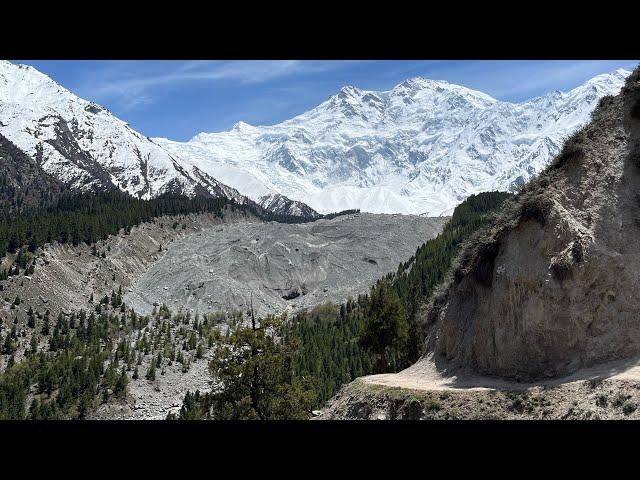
(312, 76, 497, 122)
(389, 76, 497, 107)
(0, 60, 317, 217)
(232, 121, 254, 132)
(0, 60, 62, 102)
(157, 67, 632, 216)
(258, 193, 321, 219)
(391, 76, 453, 95)
(583, 68, 629, 88)
(337, 85, 362, 97)
(315, 85, 381, 121)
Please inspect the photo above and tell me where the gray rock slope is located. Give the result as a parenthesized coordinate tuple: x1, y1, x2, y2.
(421, 67, 640, 380)
(124, 213, 447, 317)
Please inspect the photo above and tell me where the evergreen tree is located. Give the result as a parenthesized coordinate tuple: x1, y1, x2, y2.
(359, 279, 408, 373)
(27, 310, 36, 329)
(205, 316, 317, 420)
(41, 315, 50, 336)
(145, 362, 156, 381)
(114, 368, 128, 398)
(2, 332, 14, 355)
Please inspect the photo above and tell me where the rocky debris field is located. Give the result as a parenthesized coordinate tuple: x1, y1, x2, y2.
(0, 207, 253, 321)
(124, 213, 447, 318)
(0, 208, 444, 418)
(0, 207, 254, 373)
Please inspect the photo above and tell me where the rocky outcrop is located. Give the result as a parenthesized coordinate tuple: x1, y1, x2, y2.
(0, 134, 66, 213)
(422, 67, 640, 380)
(258, 193, 321, 219)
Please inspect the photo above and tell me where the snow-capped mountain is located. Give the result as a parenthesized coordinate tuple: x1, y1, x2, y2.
(157, 69, 630, 216)
(257, 192, 319, 218)
(1, 59, 629, 218)
(0, 60, 318, 217)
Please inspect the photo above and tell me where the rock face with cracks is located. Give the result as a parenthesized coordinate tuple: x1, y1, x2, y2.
(124, 213, 446, 318)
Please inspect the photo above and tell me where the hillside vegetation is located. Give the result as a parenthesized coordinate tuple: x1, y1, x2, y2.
(0, 134, 66, 214)
(286, 191, 511, 405)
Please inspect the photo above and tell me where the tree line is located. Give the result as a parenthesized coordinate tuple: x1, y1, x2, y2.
(0, 189, 326, 264)
(0, 190, 230, 260)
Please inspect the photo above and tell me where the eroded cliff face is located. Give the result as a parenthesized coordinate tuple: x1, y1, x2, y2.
(424, 67, 640, 380)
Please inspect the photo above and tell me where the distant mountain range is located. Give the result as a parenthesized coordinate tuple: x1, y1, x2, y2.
(0, 60, 629, 216)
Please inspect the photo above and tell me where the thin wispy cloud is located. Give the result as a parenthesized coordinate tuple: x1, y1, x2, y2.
(75, 60, 361, 112)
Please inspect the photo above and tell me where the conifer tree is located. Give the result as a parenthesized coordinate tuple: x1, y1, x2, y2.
(146, 362, 156, 381)
(114, 368, 128, 398)
(359, 279, 408, 373)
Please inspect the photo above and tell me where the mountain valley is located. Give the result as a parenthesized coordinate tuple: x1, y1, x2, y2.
(1, 60, 639, 422)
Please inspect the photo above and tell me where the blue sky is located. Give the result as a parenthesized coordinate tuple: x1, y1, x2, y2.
(14, 60, 638, 141)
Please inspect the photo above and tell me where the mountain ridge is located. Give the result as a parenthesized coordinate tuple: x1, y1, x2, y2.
(157, 69, 630, 216)
(0, 60, 318, 218)
(0, 60, 631, 218)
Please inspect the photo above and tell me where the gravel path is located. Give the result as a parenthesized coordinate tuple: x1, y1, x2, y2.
(362, 354, 640, 392)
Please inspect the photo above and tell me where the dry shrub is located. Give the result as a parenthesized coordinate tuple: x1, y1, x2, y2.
(550, 135, 585, 171)
(519, 194, 553, 226)
(550, 255, 571, 282)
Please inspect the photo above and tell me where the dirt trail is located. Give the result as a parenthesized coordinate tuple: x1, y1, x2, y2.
(317, 355, 640, 420)
(363, 354, 640, 393)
